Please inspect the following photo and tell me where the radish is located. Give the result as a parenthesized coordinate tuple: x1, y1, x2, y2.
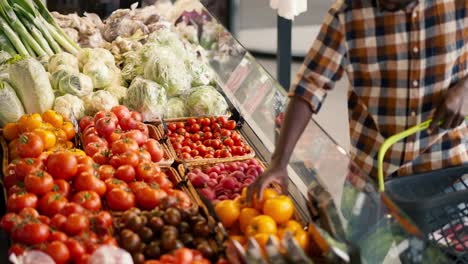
(231, 193, 241, 199)
(218, 195, 229, 200)
(187, 172, 197, 181)
(246, 168, 259, 177)
(230, 171, 245, 181)
(192, 168, 202, 174)
(200, 188, 216, 200)
(220, 177, 238, 189)
(191, 173, 209, 188)
(244, 178, 254, 185)
(209, 172, 218, 179)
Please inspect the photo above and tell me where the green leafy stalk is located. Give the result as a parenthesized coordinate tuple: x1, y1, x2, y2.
(14, 5, 53, 55)
(13, 3, 61, 54)
(22, 36, 35, 56)
(44, 21, 78, 54)
(0, 16, 28, 56)
(0, 0, 45, 57)
(31, 0, 80, 50)
(0, 30, 16, 55)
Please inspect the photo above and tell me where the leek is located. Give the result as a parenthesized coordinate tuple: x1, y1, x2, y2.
(0, 17, 28, 56)
(0, 30, 16, 55)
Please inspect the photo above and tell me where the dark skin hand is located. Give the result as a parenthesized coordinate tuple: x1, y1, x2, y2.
(430, 77, 468, 131)
(246, 96, 313, 203)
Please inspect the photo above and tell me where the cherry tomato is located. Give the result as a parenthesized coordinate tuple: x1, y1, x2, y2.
(220, 149, 232, 158)
(64, 213, 90, 236)
(143, 139, 164, 162)
(1, 213, 23, 234)
(176, 122, 185, 129)
(225, 120, 237, 130)
(79, 116, 94, 131)
(122, 130, 148, 146)
(186, 118, 197, 126)
(203, 132, 213, 140)
(115, 165, 136, 183)
(111, 105, 131, 120)
(190, 123, 201, 133)
(202, 126, 211, 133)
(173, 142, 183, 150)
(17, 132, 44, 158)
(175, 248, 194, 263)
(221, 129, 232, 137)
(223, 138, 234, 147)
(190, 149, 199, 157)
(105, 178, 129, 193)
(211, 123, 221, 132)
(217, 116, 229, 125)
(182, 152, 192, 160)
(111, 138, 139, 155)
(7, 192, 38, 213)
(45, 241, 70, 264)
(211, 139, 222, 149)
(12, 222, 50, 245)
(98, 165, 115, 181)
(136, 162, 161, 182)
(201, 118, 211, 127)
(177, 127, 186, 134)
(39, 192, 68, 217)
(106, 188, 135, 211)
(47, 151, 78, 181)
(60, 202, 85, 217)
(38, 215, 50, 225)
(168, 123, 177, 132)
(72, 191, 101, 212)
(73, 172, 107, 197)
(191, 133, 201, 142)
(181, 146, 191, 153)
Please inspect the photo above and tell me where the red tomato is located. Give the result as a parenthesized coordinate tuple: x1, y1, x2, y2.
(105, 178, 129, 193)
(202, 126, 211, 133)
(196, 145, 207, 155)
(143, 139, 164, 162)
(111, 138, 139, 155)
(107, 129, 123, 144)
(172, 142, 182, 150)
(82, 126, 97, 138)
(131, 111, 143, 122)
(17, 132, 44, 158)
(182, 152, 192, 160)
(175, 248, 194, 264)
(7, 192, 38, 213)
(225, 120, 237, 130)
(136, 162, 161, 182)
(115, 165, 136, 183)
(94, 111, 117, 124)
(201, 118, 211, 127)
(211, 123, 221, 132)
(45, 241, 70, 264)
(191, 133, 201, 142)
(79, 116, 94, 131)
(220, 129, 231, 137)
(129, 181, 149, 193)
(12, 222, 50, 245)
(190, 124, 200, 133)
(122, 130, 148, 146)
(190, 149, 199, 157)
(92, 150, 111, 165)
(50, 214, 67, 230)
(106, 188, 135, 211)
(60, 202, 85, 217)
(176, 122, 185, 129)
(13, 158, 42, 182)
(72, 191, 101, 211)
(48, 231, 68, 242)
(102, 235, 118, 246)
(38, 192, 68, 217)
(65, 238, 86, 263)
(181, 146, 191, 153)
(64, 213, 90, 236)
(204, 154, 214, 158)
(38, 215, 50, 225)
(97, 165, 115, 181)
(19, 207, 39, 218)
(137, 123, 149, 137)
(94, 211, 113, 230)
(168, 123, 177, 132)
(167, 190, 191, 208)
(3, 165, 18, 190)
(223, 138, 234, 147)
(47, 151, 78, 181)
(1, 213, 23, 234)
(84, 142, 107, 157)
(110, 151, 139, 168)
(8, 244, 25, 257)
(211, 139, 222, 149)
(135, 186, 167, 210)
(137, 148, 152, 162)
(119, 117, 138, 131)
(177, 127, 186, 134)
(153, 175, 174, 191)
(217, 116, 228, 125)
(111, 105, 131, 120)
(75, 254, 90, 264)
(74, 172, 107, 197)
(83, 134, 108, 148)
(24, 170, 54, 196)
(95, 118, 117, 138)
(203, 132, 213, 140)
(187, 118, 197, 126)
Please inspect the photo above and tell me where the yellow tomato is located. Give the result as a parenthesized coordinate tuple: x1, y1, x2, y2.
(33, 129, 57, 150)
(278, 220, 309, 250)
(254, 188, 279, 211)
(61, 122, 75, 141)
(253, 233, 279, 249)
(263, 195, 294, 224)
(3, 123, 19, 141)
(239, 207, 260, 234)
(18, 114, 42, 132)
(245, 215, 277, 236)
(54, 128, 68, 143)
(215, 200, 241, 228)
(42, 110, 63, 128)
(69, 148, 85, 156)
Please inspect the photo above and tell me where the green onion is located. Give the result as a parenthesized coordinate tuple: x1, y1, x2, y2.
(0, 30, 16, 55)
(0, 16, 28, 56)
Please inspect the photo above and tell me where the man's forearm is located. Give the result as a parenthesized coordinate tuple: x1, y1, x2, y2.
(271, 96, 314, 168)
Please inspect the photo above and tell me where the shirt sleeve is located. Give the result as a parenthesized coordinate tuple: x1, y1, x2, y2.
(289, 6, 347, 113)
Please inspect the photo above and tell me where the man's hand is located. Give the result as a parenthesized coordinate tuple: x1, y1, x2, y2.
(430, 79, 468, 131)
(246, 166, 288, 204)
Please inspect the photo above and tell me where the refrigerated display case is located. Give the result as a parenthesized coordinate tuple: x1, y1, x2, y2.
(176, 1, 453, 263)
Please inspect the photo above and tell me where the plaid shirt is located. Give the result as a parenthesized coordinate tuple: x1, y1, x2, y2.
(291, 0, 468, 178)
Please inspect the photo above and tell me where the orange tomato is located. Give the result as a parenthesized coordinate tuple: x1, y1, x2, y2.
(54, 129, 68, 142)
(215, 200, 241, 228)
(245, 215, 277, 236)
(8, 139, 19, 161)
(3, 123, 19, 141)
(254, 188, 279, 210)
(239, 207, 260, 234)
(230, 235, 247, 246)
(253, 233, 279, 249)
(18, 114, 42, 132)
(42, 110, 63, 128)
(278, 220, 309, 250)
(61, 122, 75, 141)
(33, 129, 57, 150)
(263, 195, 294, 224)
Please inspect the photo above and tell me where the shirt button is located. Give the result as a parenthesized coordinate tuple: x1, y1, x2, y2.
(413, 47, 419, 53)
(411, 111, 416, 117)
(412, 80, 419, 87)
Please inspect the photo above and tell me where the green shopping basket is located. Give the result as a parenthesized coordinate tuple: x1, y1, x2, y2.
(377, 117, 468, 262)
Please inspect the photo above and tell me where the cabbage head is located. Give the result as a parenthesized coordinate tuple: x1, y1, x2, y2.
(0, 80, 25, 126)
(77, 48, 115, 69)
(124, 77, 167, 122)
(186, 86, 228, 116)
(143, 47, 191, 97)
(51, 69, 93, 97)
(53, 94, 85, 120)
(147, 29, 187, 58)
(105, 85, 127, 104)
(48, 52, 79, 73)
(83, 62, 114, 89)
(166, 97, 188, 118)
(83, 90, 119, 116)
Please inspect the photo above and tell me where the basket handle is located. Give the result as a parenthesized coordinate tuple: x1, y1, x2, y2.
(378, 116, 468, 192)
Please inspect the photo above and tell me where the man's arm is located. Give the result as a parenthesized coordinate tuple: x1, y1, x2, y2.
(247, 96, 313, 201)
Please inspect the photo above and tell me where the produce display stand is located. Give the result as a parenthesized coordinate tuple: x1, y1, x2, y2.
(0, 0, 460, 263)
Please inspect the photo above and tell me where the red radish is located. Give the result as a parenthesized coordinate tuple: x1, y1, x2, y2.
(192, 168, 202, 174)
(191, 174, 209, 188)
(220, 177, 237, 189)
(200, 188, 215, 200)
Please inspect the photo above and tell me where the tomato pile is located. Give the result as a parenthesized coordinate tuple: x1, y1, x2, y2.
(187, 159, 264, 202)
(167, 117, 251, 160)
(114, 207, 225, 263)
(214, 188, 309, 255)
